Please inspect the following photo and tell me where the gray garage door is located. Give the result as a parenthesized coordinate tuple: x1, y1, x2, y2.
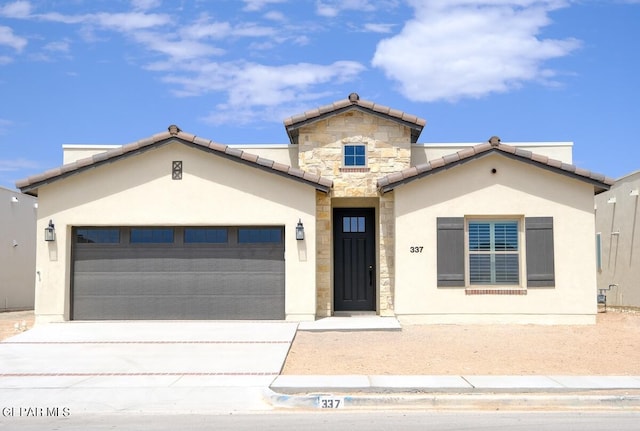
(71, 226, 285, 320)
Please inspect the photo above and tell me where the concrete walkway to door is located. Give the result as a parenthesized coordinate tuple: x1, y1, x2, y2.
(0, 321, 298, 414)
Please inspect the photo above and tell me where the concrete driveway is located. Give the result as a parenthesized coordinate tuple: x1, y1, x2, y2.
(0, 321, 298, 413)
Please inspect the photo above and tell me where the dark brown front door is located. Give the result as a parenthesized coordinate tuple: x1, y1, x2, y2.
(333, 208, 375, 311)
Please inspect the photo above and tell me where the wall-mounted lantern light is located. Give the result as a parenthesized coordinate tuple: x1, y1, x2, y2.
(11, 196, 19, 203)
(296, 219, 305, 241)
(44, 220, 56, 242)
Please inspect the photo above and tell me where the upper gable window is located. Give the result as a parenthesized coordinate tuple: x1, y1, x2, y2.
(343, 144, 366, 167)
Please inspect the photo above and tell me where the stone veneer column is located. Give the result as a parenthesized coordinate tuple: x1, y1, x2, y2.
(315, 192, 332, 317)
(379, 192, 395, 316)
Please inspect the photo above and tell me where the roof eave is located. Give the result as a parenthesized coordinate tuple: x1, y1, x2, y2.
(17, 134, 333, 195)
(379, 149, 613, 195)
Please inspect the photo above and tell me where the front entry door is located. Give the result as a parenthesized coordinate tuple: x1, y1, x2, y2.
(333, 208, 376, 311)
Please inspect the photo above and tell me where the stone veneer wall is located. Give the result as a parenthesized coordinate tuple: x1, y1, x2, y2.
(299, 111, 411, 316)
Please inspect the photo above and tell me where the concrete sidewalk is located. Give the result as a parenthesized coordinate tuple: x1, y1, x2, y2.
(268, 375, 640, 411)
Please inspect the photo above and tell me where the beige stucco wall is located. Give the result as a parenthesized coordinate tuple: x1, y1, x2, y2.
(34, 142, 317, 323)
(394, 153, 598, 324)
(0, 187, 37, 310)
(411, 142, 573, 166)
(595, 170, 640, 308)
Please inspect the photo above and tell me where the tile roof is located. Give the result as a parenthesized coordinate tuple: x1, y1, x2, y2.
(283, 93, 427, 145)
(377, 136, 615, 194)
(16, 125, 333, 196)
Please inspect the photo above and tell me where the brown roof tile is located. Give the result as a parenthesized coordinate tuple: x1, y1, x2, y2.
(377, 138, 614, 194)
(415, 163, 432, 174)
(240, 152, 259, 163)
(428, 158, 446, 170)
(208, 141, 227, 152)
(17, 125, 333, 195)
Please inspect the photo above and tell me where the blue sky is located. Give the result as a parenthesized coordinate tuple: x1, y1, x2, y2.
(1, 0, 639, 191)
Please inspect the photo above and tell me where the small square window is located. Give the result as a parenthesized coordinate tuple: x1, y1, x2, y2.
(344, 144, 366, 167)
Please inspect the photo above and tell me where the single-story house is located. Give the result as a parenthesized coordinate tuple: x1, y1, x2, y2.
(0, 186, 37, 311)
(594, 170, 640, 308)
(17, 93, 613, 324)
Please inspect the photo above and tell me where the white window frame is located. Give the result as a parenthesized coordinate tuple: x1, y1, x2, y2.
(466, 217, 523, 287)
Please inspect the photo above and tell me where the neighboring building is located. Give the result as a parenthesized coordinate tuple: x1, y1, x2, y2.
(0, 186, 37, 311)
(595, 170, 640, 308)
(17, 94, 613, 324)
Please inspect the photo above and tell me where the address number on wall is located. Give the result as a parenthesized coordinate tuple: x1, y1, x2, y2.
(409, 246, 424, 253)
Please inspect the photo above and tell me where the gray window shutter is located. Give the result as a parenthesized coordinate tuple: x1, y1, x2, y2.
(525, 217, 555, 287)
(437, 217, 465, 287)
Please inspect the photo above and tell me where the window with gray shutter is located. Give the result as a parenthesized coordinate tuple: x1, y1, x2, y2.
(525, 217, 555, 287)
(437, 217, 465, 287)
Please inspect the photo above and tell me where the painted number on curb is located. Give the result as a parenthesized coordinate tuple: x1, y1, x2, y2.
(319, 396, 344, 409)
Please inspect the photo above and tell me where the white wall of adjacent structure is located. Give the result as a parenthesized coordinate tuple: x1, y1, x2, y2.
(0, 186, 37, 311)
(595, 170, 640, 308)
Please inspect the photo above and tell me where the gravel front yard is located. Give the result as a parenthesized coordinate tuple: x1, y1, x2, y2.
(281, 310, 640, 375)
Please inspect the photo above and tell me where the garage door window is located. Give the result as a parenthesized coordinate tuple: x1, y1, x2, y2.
(130, 228, 174, 243)
(238, 228, 282, 243)
(184, 228, 228, 243)
(76, 228, 120, 243)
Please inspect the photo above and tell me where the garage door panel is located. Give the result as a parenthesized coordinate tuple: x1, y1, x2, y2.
(73, 294, 285, 320)
(72, 227, 285, 320)
(74, 270, 284, 296)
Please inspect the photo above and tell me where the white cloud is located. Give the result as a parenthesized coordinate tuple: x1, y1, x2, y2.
(0, 158, 40, 172)
(44, 40, 70, 53)
(0, 55, 12, 64)
(134, 31, 224, 61)
(163, 60, 365, 124)
(131, 0, 161, 11)
(242, 0, 287, 12)
(316, 0, 378, 17)
(264, 11, 286, 21)
(91, 12, 171, 32)
(0, 25, 27, 52)
(363, 23, 395, 33)
(0, 1, 32, 18)
(372, 0, 579, 102)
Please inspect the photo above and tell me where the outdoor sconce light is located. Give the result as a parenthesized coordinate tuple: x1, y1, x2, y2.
(296, 219, 305, 240)
(11, 196, 19, 203)
(44, 220, 56, 242)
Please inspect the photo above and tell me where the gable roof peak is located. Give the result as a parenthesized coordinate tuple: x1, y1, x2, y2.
(168, 124, 181, 135)
(284, 93, 426, 144)
(488, 136, 501, 146)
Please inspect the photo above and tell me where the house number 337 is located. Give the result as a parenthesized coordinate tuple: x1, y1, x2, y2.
(409, 246, 424, 253)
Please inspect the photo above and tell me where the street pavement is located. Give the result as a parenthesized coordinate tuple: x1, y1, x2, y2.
(1, 317, 639, 414)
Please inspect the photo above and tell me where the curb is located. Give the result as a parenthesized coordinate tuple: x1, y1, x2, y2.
(266, 390, 640, 411)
